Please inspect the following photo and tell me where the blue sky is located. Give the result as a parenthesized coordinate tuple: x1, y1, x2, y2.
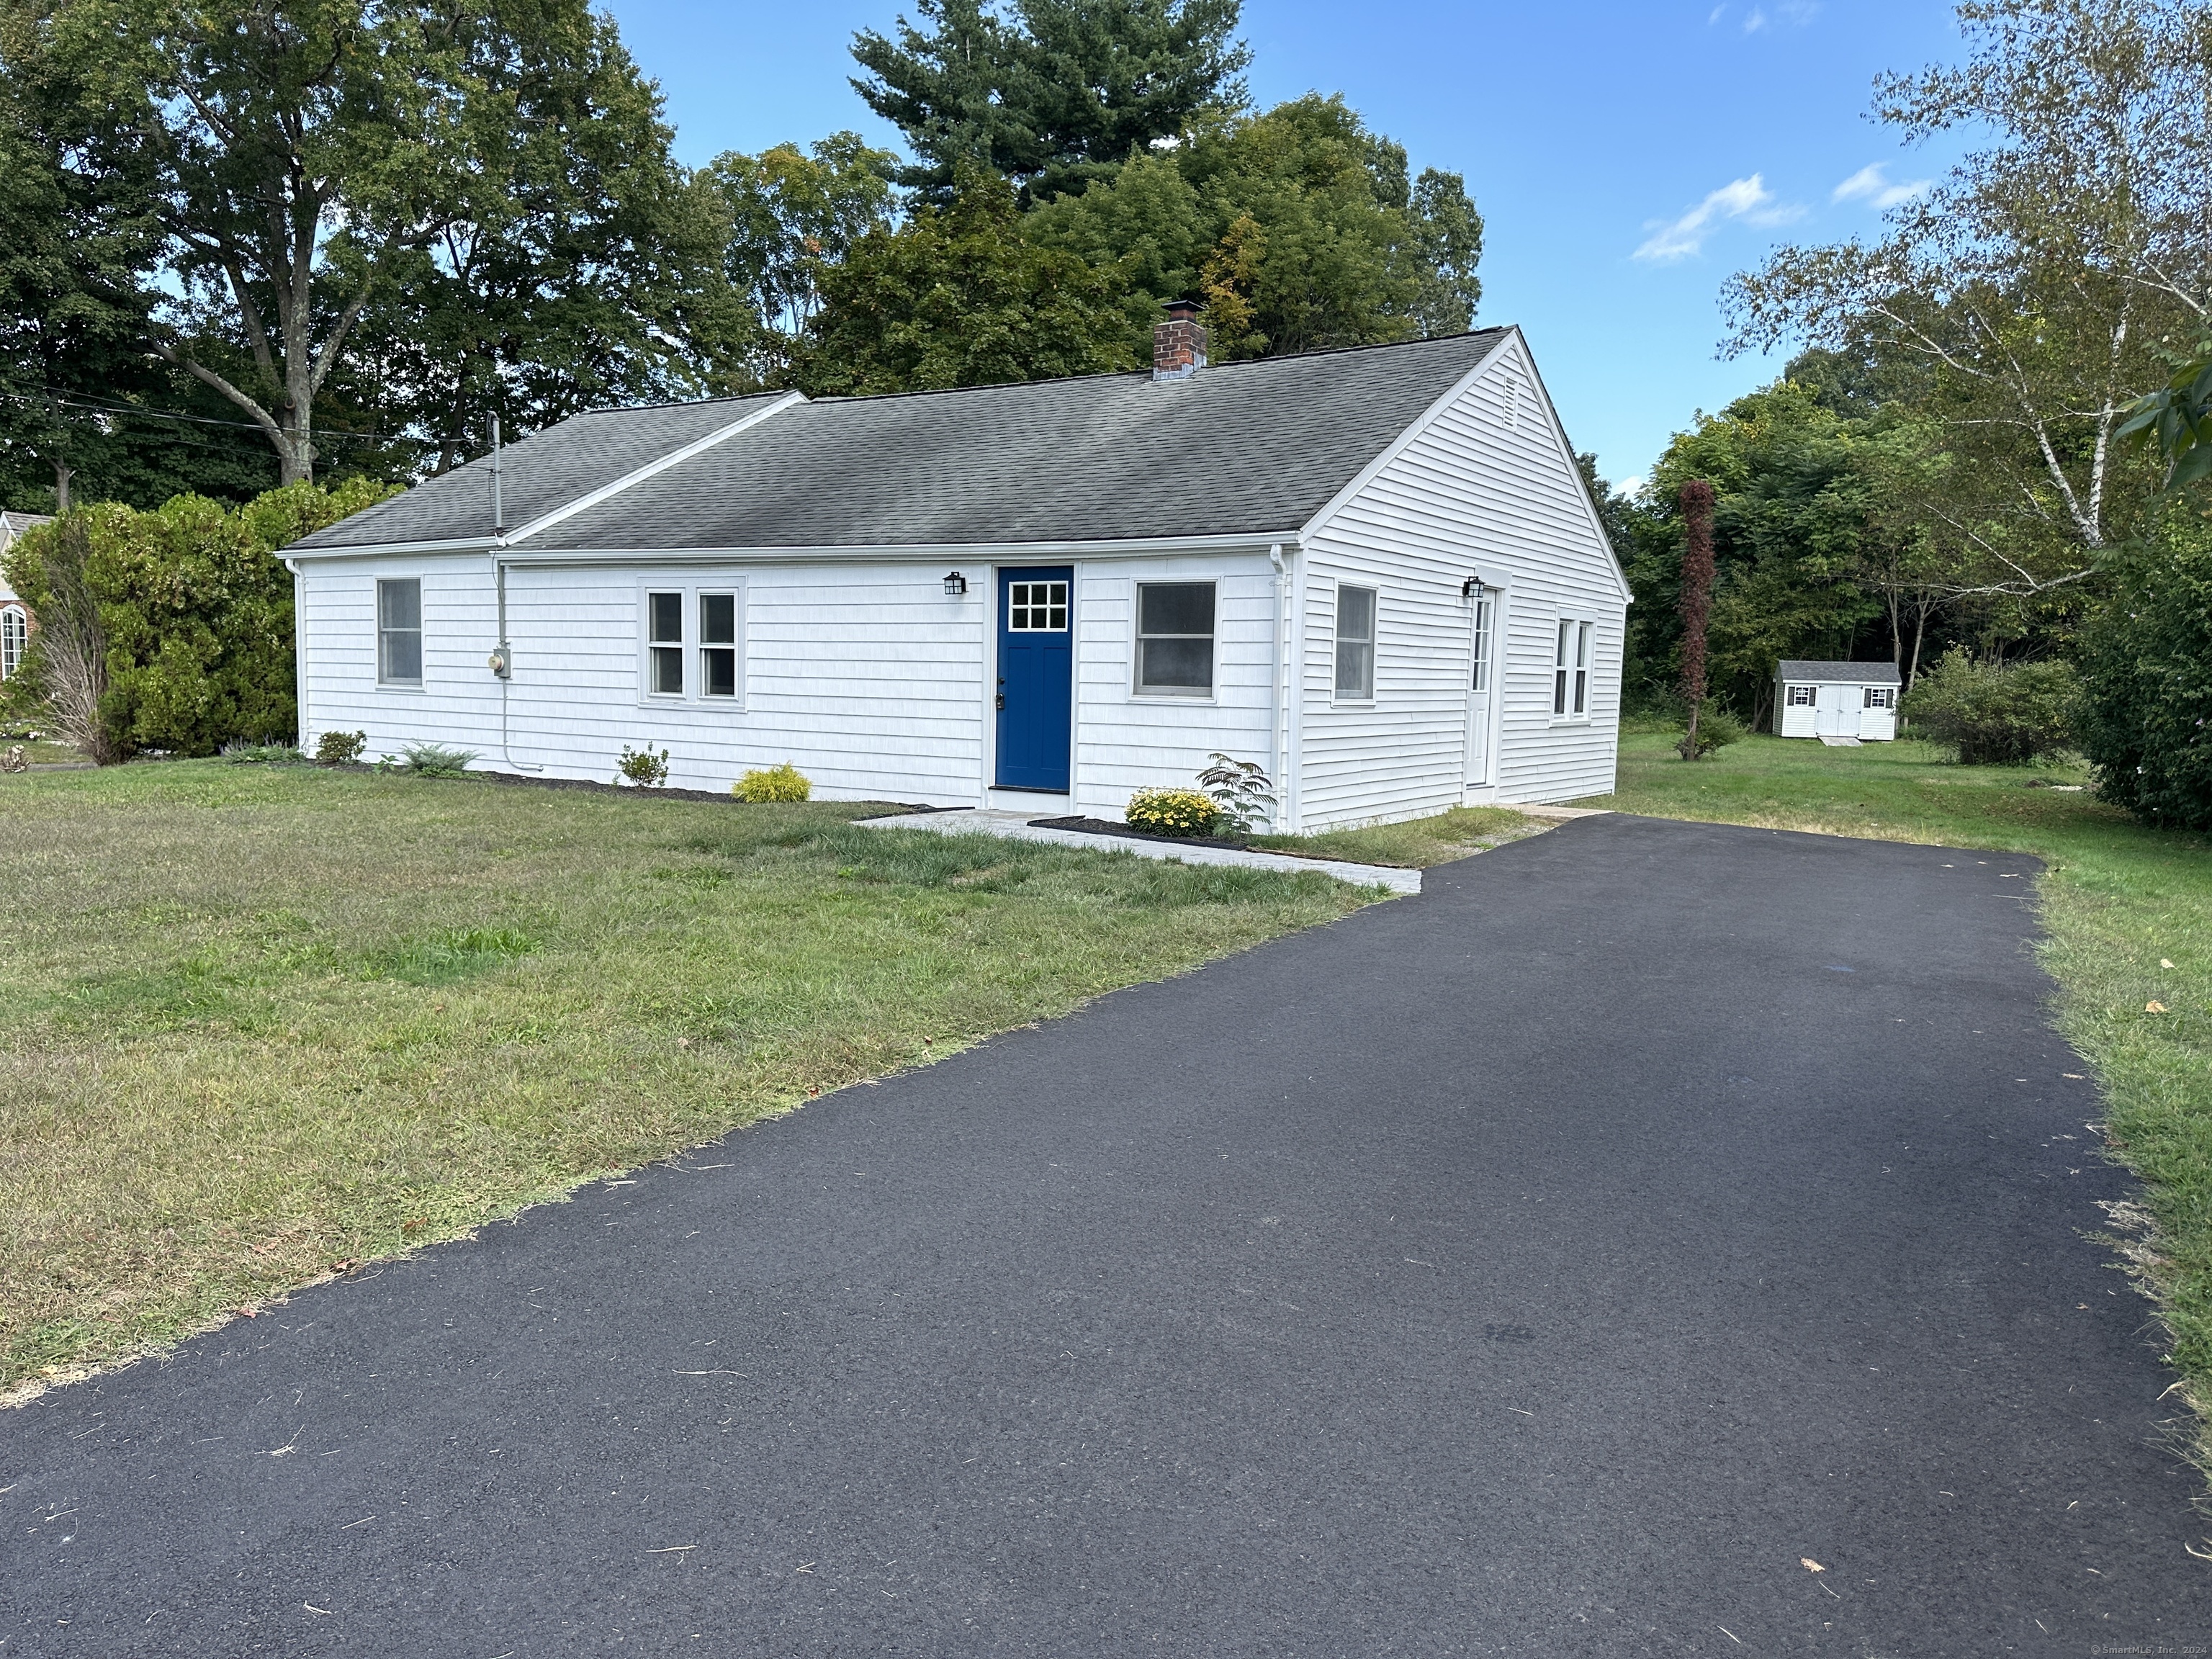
(599, 0, 1971, 487)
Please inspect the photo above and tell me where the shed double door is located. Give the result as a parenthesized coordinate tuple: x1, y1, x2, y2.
(1814, 683, 1859, 737)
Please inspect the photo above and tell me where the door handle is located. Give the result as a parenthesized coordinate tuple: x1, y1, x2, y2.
(996, 693, 1006, 710)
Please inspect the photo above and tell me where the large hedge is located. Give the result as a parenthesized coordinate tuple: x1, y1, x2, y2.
(2077, 504, 2212, 830)
(1, 479, 395, 759)
(1897, 648, 2077, 766)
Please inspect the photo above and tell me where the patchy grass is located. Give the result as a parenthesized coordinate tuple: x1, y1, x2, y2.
(1583, 732, 2212, 1472)
(1251, 805, 1539, 868)
(0, 763, 1375, 1394)
(1, 733, 84, 767)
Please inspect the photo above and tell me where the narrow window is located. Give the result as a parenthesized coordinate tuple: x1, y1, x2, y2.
(1136, 582, 1214, 693)
(1864, 685, 1895, 709)
(377, 578, 423, 685)
(699, 593, 738, 698)
(1786, 684, 1817, 708)
(647, 590, 683, 696)
(1334, 585, 1377, 700)
(0, 606, 24, 680)
(1470, 595, 1491, 693)
(1573, 621, 1591, 716)
(1553, 620, 1571, 716)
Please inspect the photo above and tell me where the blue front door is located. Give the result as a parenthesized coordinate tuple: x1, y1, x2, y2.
(995, 567, 1074, 791)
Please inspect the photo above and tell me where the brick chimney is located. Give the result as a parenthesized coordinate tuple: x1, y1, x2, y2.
(1153, 299, 1208, 382)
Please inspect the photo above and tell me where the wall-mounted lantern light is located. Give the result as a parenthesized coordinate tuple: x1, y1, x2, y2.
(1461, 575, 1482, 598)
(943, 570, 968, 596)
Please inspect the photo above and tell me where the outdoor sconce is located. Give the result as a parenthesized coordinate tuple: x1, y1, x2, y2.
(943, 570, 968, 596)
(1461, 575, 1481, 598)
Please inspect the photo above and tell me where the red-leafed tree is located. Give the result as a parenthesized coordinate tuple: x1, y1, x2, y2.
(1677, 477, 1717, 760)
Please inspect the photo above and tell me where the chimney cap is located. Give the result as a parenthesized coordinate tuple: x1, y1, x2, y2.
(1162, 297, 1202, 321)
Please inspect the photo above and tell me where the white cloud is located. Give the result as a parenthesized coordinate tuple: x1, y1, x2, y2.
(1743, 4, 1767, 30)
(1719, 1, 1816, 29)
(1832, 162, 1931, 210)
(1634, 174, 1802, 263)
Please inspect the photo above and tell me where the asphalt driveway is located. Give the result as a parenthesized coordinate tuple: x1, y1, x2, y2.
(4, 814, 2206, 1655)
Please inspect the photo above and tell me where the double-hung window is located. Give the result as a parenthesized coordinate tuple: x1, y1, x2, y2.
(1863, 685, 1896, 710)
(1334, 584, 1377, 701)
(0, 605, 25, 680)
(1136, 582, 1214, 695)
(646, 590, 685, 696)
(1785, 684, 1816, 708)
(1552, 618, 1592, 718)
(699, 593, 738, 697)
(377, 578, 423, 685)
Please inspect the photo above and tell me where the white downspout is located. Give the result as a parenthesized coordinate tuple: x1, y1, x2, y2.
(1269, 544, 1289, 830)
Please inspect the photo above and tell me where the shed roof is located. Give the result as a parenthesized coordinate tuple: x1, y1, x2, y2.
(293, 330, 1511, 554)
(1777, 660, 1902, 684)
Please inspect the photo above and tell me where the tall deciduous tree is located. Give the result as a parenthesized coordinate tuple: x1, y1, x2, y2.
(851, 0, 1250, 202)
(340, 2, 752, 474)
(787, 171, 1136, 395)
(1725, 0, 2212, 593)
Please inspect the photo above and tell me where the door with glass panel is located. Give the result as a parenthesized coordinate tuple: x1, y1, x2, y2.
(1465, 588, 1496, 789)
(995, 567, 1074, 791)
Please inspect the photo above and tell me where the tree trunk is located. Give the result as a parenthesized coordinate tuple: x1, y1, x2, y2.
(1676, 479, 1717, 761)
(53, 458, 71, 514)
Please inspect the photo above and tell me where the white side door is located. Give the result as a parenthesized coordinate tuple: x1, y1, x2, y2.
(1815, 683, 1856, 736)
(1465, 590, 1496, 790)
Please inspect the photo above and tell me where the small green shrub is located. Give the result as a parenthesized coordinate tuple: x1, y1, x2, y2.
(1197, 752, 1275, 832)
(400, 741, 478, 778)
(735, 762, 811, 802)
(2077, 509, 2212, 828)
(1680, 707, 1747, 758)
(1125, 786, 1220, 837)
(1900, 649, 2077, 765)
(315, 729, 367, 765)
(220, 741, 303, 765)
(617, 744, 670, 787)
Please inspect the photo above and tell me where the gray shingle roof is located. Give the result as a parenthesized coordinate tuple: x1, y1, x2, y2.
(294, 394, 787, 551)
(295, 331, 1509, 554)
(1777, 660, 1902, 683)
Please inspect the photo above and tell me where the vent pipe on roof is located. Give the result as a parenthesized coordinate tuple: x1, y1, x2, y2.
(1153, 299, 1207, 382)
(489, 415, 504, 536)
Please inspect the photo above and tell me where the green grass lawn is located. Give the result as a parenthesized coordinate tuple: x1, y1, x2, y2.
(0, 762, 1380, 1395)
(1252, 804, 1537, 867)
(1583, 732, 2212, 1470)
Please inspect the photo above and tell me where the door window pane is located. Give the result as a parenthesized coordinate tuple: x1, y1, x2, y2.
(647, 590, 683, 695)
(1470, 595, 1491, 693)
(1334, 585, 1376, 699)
(1009, 581, 1070, 631)
(377, 578, 423, 684)
(1136, 582, 1214, 693)
(700, 593, 737, 698)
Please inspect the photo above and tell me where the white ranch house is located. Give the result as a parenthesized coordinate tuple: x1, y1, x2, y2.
(284, 324, 1628, 830)
(1773, 660, 1902, 742)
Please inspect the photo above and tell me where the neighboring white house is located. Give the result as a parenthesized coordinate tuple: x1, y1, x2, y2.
(1774, 660, 1902, 742)
(0, 511, 48, 683)
(283, 321, 1630, 830)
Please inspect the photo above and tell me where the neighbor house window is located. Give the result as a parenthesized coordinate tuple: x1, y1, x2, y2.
(646, 590, 684, 696)
(377, 578, 422, 685)
(1136, 582, 1213, 694)
(1552, 619, 1591, 717)
(1334, 585, 1377, 700)
(0, 605, 24, 680)
(1786, 684, 1816, 708)
(1864, 685, 1896, 709)
(699, 593, 738, 697)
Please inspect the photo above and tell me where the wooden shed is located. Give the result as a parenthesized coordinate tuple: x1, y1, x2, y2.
(1774, 660, 1901, 743)
(282, 324, 1629, 829)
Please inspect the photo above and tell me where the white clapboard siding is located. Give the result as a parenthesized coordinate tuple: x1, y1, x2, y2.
(1292, 336, 1627, 828)
(1073, 556, 1277, 818)
(301, 558, 992, 801)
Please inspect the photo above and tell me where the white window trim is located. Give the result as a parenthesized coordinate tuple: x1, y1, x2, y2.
(376, 576, 425, 691)
(1550, 614, 1595, 723)
(637, 580, 746, 709)
(1784, 683, 1817, 708)
(1863, 685, 1897, 709)
(0, 603, 26, 681)
(1129, 577, 1218, 702)
(1331, 580, 1379, 706)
